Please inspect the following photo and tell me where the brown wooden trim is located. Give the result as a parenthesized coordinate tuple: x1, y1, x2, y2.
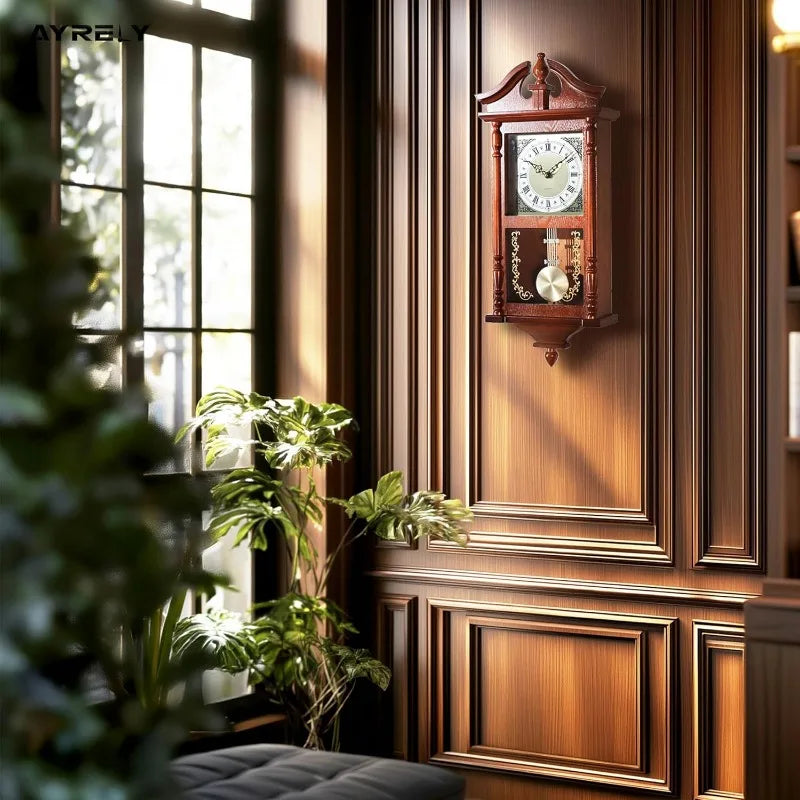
(375, 22, 415, 567)
(693, 0, 764, 569)
(374, 0, 393, 482)
(407, 0, 420, 493)
(744, 586, 800, 798)
(693, 622, 746, 800)
(138, 0, 257, 54)
(428, 599, 676, 793)
(650, 0, 676, 573)
(471, 499, 651, 524)
(691, 0, 710, 573)
(474, 60, 530, 106)
(458, 0, 675, 565)
(428, 590, 449, 761)
(369, 566, 757, 608)
(377, 595, 418, 760)
(466, 616, 646, 773)
(466, 0, 481, 509)
(431, 0, 449, 491)
(429, 527, 670, 565)
(745, 593, 800, 645)
(231, 713, 286, 733)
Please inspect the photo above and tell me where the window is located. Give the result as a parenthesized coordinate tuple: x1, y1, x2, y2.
(55, 1, 269, 701)
(58, 2, 257, 471)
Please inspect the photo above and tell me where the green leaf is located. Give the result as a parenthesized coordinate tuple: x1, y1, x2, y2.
(345, 488, 375, 521)
(368, 489, 472, 546)
(172, 611, 257, 675)
(320, 641, 391, 691)
(374, 471, 404, 506)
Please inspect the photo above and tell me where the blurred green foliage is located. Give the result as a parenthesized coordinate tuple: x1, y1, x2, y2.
(0, 2, 217, 797)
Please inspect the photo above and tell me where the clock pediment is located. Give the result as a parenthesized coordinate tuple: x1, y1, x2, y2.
(476, 53, 618, 120)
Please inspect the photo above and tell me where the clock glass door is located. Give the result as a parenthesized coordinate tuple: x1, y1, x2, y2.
(507, 227, 584, 305)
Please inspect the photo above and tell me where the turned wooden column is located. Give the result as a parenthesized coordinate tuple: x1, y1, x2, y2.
(583, 116, 598, 318)
(491, 121, 504, 317)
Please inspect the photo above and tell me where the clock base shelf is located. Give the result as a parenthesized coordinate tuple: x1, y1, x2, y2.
(485, 313, 618, 366)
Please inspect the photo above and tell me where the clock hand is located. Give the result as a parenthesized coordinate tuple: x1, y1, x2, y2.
(544, 154, 570, 178)
(521, 159, 545, 175)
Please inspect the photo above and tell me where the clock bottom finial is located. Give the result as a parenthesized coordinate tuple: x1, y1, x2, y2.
(544, 348, 559, 367)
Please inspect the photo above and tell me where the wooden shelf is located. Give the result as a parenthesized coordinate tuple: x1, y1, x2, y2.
(788, 144, 800, 163)
(231, 713, 286, 733)
(788, 286, 800, 302)
(787, 438, 800, 453)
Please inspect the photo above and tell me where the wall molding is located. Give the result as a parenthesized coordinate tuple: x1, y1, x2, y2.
(377, 594, 418, 760)
(369, 566, 757, 608)
(428, 525, 671, 564)
(428, 599, 676, 793)
(467, 616, 647, 773)
(451, 0, 676, 563)
(693, 622, 745, 799)
(691, 0, 763, 569)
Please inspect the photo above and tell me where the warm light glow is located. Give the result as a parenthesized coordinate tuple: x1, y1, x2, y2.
(773, 0, 800, 34)
(772, 0, 800, 53)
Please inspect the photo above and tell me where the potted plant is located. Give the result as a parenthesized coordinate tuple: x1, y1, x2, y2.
(172, 388, 472, 750)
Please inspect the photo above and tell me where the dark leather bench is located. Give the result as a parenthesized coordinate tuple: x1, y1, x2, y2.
(171, 744, 465, 799)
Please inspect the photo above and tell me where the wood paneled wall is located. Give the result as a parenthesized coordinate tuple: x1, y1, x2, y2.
(367, 1, 769, 798)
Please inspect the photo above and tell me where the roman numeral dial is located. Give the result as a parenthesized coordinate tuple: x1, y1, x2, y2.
(516, 134, 583, 214)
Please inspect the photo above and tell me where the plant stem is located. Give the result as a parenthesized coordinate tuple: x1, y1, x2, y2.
(315, 518, 360, 597)
(148, 607, 163, 706)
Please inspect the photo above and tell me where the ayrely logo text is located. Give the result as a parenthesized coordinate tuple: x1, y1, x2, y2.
(32, 25, 150, 42)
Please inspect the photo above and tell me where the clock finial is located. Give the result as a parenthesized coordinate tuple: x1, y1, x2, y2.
(530, 53, 550, 110)
(544, 348, 559, 367)
(533, 53, 549, 84)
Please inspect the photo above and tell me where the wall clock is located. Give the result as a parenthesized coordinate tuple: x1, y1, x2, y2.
(476, 53, 619, 365)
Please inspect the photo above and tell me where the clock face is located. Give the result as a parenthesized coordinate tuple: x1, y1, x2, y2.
(515, 134, 583, 214)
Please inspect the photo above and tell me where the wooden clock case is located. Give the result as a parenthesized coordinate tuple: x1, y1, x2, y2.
(477, 54, 619, 365)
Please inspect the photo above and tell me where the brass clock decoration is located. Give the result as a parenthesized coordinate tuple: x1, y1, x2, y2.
(476, 54, 619, 366)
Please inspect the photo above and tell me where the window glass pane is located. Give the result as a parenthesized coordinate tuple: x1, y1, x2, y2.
(202, 194, 252, 328)
(202, 48, 252, 193)
(78, 335, 122, 390)
(62, 185, 122, 330)
(61, 40, 122, 187)
(144, 37, 193, 185)
(202, 333, 252, 468)
(144, 186, 193, 328)
(145, 332, 193, 469)
(202, 531, 252, 701)
(202, 0, 252, 19)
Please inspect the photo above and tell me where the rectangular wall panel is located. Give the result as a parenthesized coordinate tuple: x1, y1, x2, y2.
(693, 622, 745, 799)
(691, 0, 763, 568)
(377, 595, 418, 760)
(474, 621, 643, 770)
(432, 0, 677, 564)
(429, 599, 676, 793)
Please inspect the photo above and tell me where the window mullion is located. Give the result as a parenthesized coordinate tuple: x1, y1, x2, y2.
(192, 43, 203, 417)
(47, 33, 61, 227)
(122, 38, 145, 391)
